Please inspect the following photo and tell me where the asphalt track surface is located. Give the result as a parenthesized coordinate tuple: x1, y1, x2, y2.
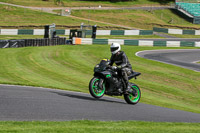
(136, 49, 200, 72)
(1, 84, 200, 122)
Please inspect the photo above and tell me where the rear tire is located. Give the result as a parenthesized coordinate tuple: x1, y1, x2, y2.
(89, 77, 105, 99)
(124, 83, 141, 104)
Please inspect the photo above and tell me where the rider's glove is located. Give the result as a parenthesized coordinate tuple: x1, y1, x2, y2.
(112, 66, 117, 70)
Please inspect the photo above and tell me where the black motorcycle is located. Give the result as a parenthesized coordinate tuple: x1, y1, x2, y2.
(89, 59, 141, 104)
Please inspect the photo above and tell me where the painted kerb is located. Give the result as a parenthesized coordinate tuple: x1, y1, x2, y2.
(153, 27, 199, 35)
(0, 29, 153, 36)
(73, 38, 200, 47)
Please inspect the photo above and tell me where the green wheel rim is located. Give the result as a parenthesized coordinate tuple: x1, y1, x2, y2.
(128, 85, 140, 102)
(92, 79, 105, 96)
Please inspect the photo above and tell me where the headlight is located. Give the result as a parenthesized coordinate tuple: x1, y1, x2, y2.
(95, 64, 99, 68)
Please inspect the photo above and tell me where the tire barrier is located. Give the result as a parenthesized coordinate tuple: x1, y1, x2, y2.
(0, 40, 25, 48)
(153, 27, 200, 35)
(0, 29, 153, 36)
(0, 38, 66, 48)
(0, 40, 9, 48)
(73, 38, 200, 47)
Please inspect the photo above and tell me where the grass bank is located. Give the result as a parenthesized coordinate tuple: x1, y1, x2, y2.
(0, 45, 199, 113)
(1, 4, 200, 30)
(0, 4, 108, 27)
(0, 121, 200, 133)
(0, 0, 173, 7)
(71, 9, 200, 29)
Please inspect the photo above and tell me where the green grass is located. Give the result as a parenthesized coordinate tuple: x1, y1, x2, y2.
(153, 9, 192, 25)
(0, 45, 200, 114)
(71, 9, 200, 30)
(1, 34, 199, 41)
(0, 0, 174, 7)
(166, 34, 200, 38)
(0, 35, 44, 40)
(0, 35, 163, 40)
(1, 3, 199, 30)
(0, 4, 108, 27)
(0, 121, 200, 133)
(0, 35, 68, 40)
(95, 35, 164, 39)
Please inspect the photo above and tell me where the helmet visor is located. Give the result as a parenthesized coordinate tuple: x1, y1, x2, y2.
(110, 47, 119, 52)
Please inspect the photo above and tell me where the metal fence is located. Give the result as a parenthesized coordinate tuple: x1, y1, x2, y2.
(0, 38, 66, 48)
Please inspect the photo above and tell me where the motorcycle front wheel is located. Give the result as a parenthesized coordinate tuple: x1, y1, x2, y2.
(89, 77, 105, 99)
(124, 84, 141, 104)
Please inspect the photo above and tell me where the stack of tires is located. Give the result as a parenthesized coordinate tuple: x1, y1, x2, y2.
(0, 40, 25, 48)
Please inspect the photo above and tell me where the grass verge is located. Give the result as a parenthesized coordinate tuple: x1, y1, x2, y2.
(166, 34, 200, 38)
(0, 35, 164, 40)
(0, 45, 199, 114)
(0, 35, 44, 40)
(0, 121, 200, 133)
(95, 35, 164, 39)
(0, 35, 68, 40)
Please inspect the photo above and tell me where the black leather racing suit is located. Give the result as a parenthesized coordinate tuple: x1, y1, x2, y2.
(109, 51, 132, 88)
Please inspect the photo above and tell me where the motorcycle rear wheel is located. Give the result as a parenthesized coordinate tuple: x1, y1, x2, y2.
(124, 84, 141, 104)
(89, 77, 105, 99)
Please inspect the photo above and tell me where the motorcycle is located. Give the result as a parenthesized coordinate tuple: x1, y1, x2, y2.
(89, 59, 141, 104)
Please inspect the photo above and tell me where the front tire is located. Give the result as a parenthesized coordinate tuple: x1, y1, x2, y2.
(124, 83, 141, 104)
(89, 77, 105, 99)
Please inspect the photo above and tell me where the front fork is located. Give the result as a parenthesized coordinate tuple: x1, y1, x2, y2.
(98, 78, 104, 90)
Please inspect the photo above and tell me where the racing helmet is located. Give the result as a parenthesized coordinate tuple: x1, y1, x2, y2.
(110, 43, 121, 54)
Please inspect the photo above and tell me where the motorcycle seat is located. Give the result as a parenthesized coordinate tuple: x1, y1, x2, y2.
(128, 71, 141, 80)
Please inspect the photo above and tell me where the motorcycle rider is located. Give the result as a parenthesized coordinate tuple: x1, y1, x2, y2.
(109, 43, 132, 93)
